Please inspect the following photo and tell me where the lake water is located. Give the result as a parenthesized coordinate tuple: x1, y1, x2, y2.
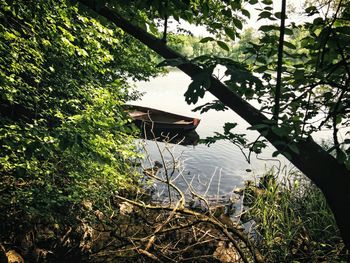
(132, 69, 340, 199)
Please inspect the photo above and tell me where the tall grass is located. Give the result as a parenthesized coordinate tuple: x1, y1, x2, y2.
(243, 170, 347, 262)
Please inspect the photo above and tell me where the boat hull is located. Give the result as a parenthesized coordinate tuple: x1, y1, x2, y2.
(126, 105, 200, 133)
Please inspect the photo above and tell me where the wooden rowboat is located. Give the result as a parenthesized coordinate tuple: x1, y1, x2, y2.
(126, 104, 200, 133)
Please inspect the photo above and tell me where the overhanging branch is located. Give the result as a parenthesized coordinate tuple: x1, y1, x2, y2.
(77, 0, 348, 176)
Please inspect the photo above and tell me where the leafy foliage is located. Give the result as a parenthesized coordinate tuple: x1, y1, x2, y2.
(239, 0, 350, 165)
(162, 33, 236, 59)
(0, 0, 160, 238)
(192, 100, 228, 114)
(112, 0, 249, 39)
(185, 66, 214, 104)
(158, 0, 350, 167)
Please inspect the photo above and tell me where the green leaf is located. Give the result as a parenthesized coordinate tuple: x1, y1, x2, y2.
(256, 65, 268, 73)
(284, 152, 292, 160)
(224, 27, 236, 41)
(284, 41, 296, 49)
(262, 0, 273, 4)
(185, 68, 213, 104)
(259, 25, 276, 32)
(200, 36, 215, 43)
(272, 150, 280, 157)
(149, 23, 159, 34)
(230, 1, 240, 10)
(343, 139, 350, 144)
(305, 5, 317, 15)
(224, 122, 237, 133)
(256, 56, 267, 63)
(192, 101, 227, 113)
(284, 28, 294, 35)
(323, 91, 333, 100)
(241, 9, 250, 18)
(232, 18, 243, 30)
(313, 17, 324, 25)
(202, 2, 209, 17)
(258, 11, 272, 20)
(216, 41, 230, 51)
(222, 8, 232, 17)
(274, 12, 287, 19)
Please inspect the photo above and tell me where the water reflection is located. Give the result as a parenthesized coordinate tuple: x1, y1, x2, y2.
(133, 69, 291, 196)
(138, 126, 200, 146)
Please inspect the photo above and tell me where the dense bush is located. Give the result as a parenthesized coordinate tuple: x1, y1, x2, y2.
(0, 0, 160, 241)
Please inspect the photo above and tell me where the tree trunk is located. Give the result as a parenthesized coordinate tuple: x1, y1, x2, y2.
(77, 0, 350, 251)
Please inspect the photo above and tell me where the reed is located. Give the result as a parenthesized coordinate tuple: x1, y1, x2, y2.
(243, 170, 347, 262)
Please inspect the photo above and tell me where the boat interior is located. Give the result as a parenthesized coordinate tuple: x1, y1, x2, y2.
(129, 110, 193, 124)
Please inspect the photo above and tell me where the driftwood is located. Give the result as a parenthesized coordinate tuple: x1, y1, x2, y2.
(83, 136, 264, 263)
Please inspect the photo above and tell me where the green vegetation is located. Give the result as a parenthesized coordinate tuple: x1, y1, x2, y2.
(168, 33, 230, 58)
(168, 27, 258, 60)
(243, 171, 346, 262)
(1, 0, 350, 260)
(0, 0, 161, 245)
